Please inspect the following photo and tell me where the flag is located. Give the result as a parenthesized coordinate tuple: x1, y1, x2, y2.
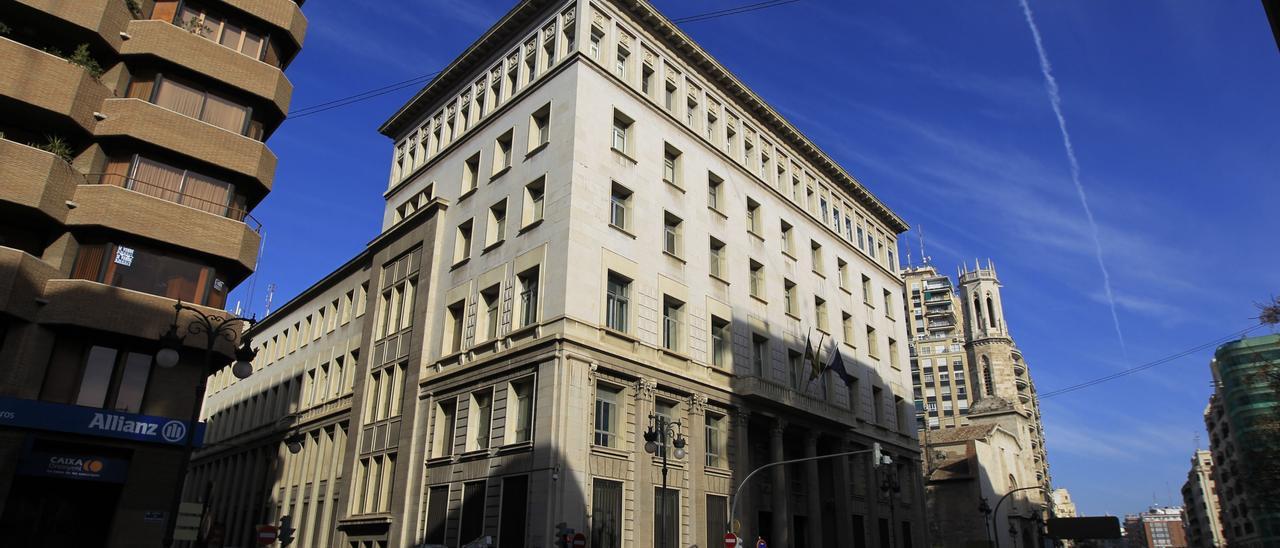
(828, 348, 856, 387)
(807, 331, 826, 381)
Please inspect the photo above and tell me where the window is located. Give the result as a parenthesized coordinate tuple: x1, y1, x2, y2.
(784, 279, 797, 316)
(487, 200, 507, 247)
(462, 152, 480, 195)
(752, 334, 768, 376)
(605, 273, 630, 332)
(609, 183, 631, 230)
(862, 275, 873, 305)
(523, 177, 545, 227)
(507, 377, 535, 444)
(611, 111, 632, 154)
(780, 221, 794, 256)
(614, 44, 629, 80)
(592, 479, 623, 548)
(873, 386, 885, 425)
(889, 338, 899, 369)
(469, 389, 493, 450)
(589, 28, 603, 60)
(499, 475, 529, 548)
(749, 260, 764, 299)
(686, 94, 698, 127)
(71, 242, 228, 307)
(664, 81, 677, 111)
(517, 267, 540, 328)
(789, 350, 803, 389)
(706, 495, 729, 548)
(838, 259, 849, 289)
(480, 285, 501, 341)
(594, 384, 620, 447)
(530, 103, 551, 150)
(446, 300, 466, 353)
(523, 37, 538, 85)
(815, 296, 828, 332)
(884, 290, 894, 318)
(710, 316, 730, 368)
(454, 220, 473, 263)
(654, 487, 679, 548)
(73, 346, 152, 413)
(662, 296, 683, 352)
(494, 130, 514, 175)
(148, 76, 252, 136)
(705, 108, 718, 142)
(460, 480, 487, 544)
(177, 6, 266, 61)
(820, 195, 829, 222)
(662, 144, 681, 187)
(707, 172, 723, 211)
(641, 64, 655, 95)
(709, 237, 725, 279)
(857, 223, 866, 250)
(843, 312, 856, 346)
(746, 198, 761, 234)
(792, 176, 802, 202)
(663, 212, 682, 257)
(810, 240, 824, 275)
(705, 414, 725, 467)
(433, 398, 457, 457)
(867, 326, 879, 357)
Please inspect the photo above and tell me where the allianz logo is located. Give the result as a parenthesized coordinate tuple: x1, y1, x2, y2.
(89, 413, 187, 443)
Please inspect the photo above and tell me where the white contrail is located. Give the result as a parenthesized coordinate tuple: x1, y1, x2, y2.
(1017, 0, 1128, 357)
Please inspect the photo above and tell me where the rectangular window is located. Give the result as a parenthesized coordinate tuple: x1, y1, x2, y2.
(494, 130, 514, 174)
(517, 267, 540, 328)
(784, 280, 797, 316)
(884, 290, 894, 318)
(752, 334, 768, 376)
(749, 260, 764, 299)
(460, 480, 487, 544)
(524, 177, 545, 226)
(508, 377, 535, 443)
(480, 285, 501, 341)
(641, 64, 654, 95)
(589, 29, 603, 60)
(789, 350, 803, 389)
(862, 275, 873, 305)
(706, 495, 729, 548)
(594, 384, 620, 447)
(499, 475, 529, 548)
(873, 386, 885, 425)
(663, 212, 682, 257)
(592, 479, 623, 548)
(746, 199, 761, 234)
(433, 398, 457, 457)
(707, 172, 723, 211)
(446, 300, 466, 353)
(710, 316, 730, 368)
(462, 152, 480, 194)
(709, 237, 725, 279)
(838, 259, 849, 289)
(470, 389, 493, 450)
(664, 81, 677, 111)
(614, 45, 629, 80)
(654, 487, 679, 548)
(867, 326, 879, 358)
(780, 221, 794, 256)
(611, 111, 632, 154)
(605, 273, 630, 332)
(662, 296, 683, 352)
(74, 346, 152, 414)
(811, 241, 824, 274)
(151, 77, 251, 136)
(530, 103, 551, 150)
(815, 296, 828, 332)
(454, 220, 473, 263)
(663, 144, 681, 187)
(843, 312, 855, 346)
(609, 183, 631, 230)
(487, 200, 507, 247)
(424, 485, 449, 544)
(705, 414, 725, 467)
(889, 338, 900, 369)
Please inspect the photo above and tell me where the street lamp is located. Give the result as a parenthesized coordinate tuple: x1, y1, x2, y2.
(156, 301, 256, 548)
(879, 458, 901, 548)
(979, 497, 994, 547)
(643, 413, 686, 548)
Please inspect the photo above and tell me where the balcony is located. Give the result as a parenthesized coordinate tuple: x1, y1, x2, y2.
(0, 37, 112, 133)
(0, 139, 81, 224)
(119, 20, 293, 115)
(222, 0, 308, 49)
(1013, 362, 1026, 375)
(927, 321, 956, 331)
(15, 0, 133, 50)
(0, 246, 61, 321)
(926, 306, 954, 319)
(1015, 377, 1029, 390)
(94, 98, 276, 191)
(66, 183, 261, 271)
(735, 375, 856, 424)
(39, 278, 237, 350)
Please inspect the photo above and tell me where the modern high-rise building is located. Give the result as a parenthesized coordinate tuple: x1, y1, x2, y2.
(1203, 333, 1280, 548)
(186, 1, 926, 547)
(0, 0, 306, 546)
(1180, 449, 1225, 548)
(905, 261, 1053, 548)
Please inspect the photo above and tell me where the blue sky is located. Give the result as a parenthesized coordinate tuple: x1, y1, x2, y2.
(238, 0, 1280, 516)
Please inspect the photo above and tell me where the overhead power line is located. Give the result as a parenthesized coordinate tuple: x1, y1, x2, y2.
(1038, 324, 1264, 400)
(285, 0, 804, 120)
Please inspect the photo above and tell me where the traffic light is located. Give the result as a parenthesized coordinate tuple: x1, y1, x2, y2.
(873, 442, 883, 468)
(278, 515, 295, 547)
(553, 522, 570, 548)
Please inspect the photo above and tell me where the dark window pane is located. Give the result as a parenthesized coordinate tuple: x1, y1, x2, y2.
(591, 479, 622, 548)
(459, 481, 486, 544)
(75, 346, 117, 408)
(114, 352, 152, 413)
(499, 475, 528, 548)
(423, 485, 448, 544)
(706, 495, 728, 548)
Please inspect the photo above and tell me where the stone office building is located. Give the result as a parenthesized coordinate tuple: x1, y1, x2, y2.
(190, 1, 924, 547)
(0, 0, 305, 546)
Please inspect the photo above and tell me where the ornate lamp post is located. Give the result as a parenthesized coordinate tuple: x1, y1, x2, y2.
(643, 413, 687, 548)
(880, 460, 901, 548)
(155, 301, 256, 547)
(979, 497, 994, 547)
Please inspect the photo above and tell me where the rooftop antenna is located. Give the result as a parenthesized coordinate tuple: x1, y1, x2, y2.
(918, 224, 931, 265)
(264, 283, 277, 317)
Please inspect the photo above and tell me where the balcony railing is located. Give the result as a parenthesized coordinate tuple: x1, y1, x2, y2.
(86, 173, 262, 232)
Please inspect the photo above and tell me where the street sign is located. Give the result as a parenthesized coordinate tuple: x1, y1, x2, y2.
(256, 524, 278, 545)
(724, 532, 740, 548)
(572, 532, 586, 547)
(174, 502, 203, 541)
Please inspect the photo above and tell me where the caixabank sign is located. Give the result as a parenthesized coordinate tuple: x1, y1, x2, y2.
(17, 452, 130, 483)
(0, 396, 205, 447)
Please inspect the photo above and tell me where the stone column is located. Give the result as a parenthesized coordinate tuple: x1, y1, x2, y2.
(804, 433, 823, 546)
(733, 406, 755, 539)
(834, 440, 855, 545)
(770, 419, 789, 548)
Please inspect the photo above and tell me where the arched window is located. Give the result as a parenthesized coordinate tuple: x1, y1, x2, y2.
(974, 296, 985, 329)
(986, 295, 998, 331)
(981, 355, 994, 396)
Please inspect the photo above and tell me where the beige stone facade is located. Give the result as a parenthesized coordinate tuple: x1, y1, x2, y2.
(0, 0, 305, 546)
(191, 1, 926, 547)
(1180, 450, 1224, 548)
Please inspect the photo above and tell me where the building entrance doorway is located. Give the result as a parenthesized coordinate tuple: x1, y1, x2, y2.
(0, 474, 122, 547)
